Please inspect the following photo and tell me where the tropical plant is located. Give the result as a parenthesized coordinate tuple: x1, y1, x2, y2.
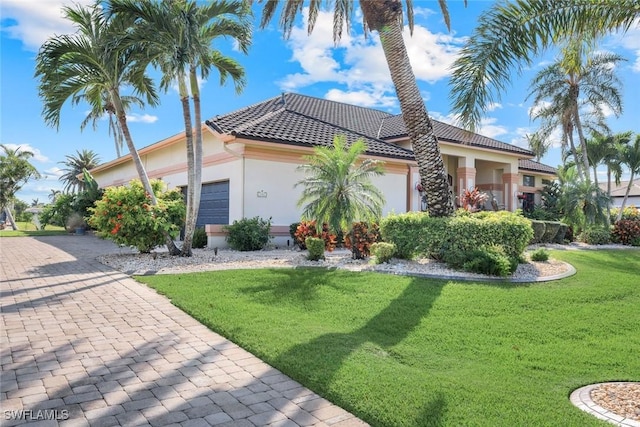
(295, 135, 385, 236)
(0, 145, 41, 230)
(560, 173, 611, 232)
(586, 131, 631, 189)
(256, 0, 456, 217)
(224, 216, 272, 251)
(525, 131, 550, 162)
(35, 2, 180, 254)
(617, 134, 640, 220)
(59, 149, 101, 194)
(450, 0, 638, 132)
(527, 43, 625, 181)
(109, 0, 251, 256)
(89, 180, 185, 253)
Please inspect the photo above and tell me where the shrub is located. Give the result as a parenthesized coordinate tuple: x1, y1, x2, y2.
(380, 212, 449, 259)
(40, 193, 75, 229)
(370, 242, 396, 264)
(530, 220, 546, 243)
(530, 248, 550, 262)
(344, 222, 381, 259)
(578, 227, 611, 245)
(192, 227, 207, 249)
(540, 221, 561, 243)
(611, 219, 640, 245)
(89, 180, 185, 253)
(554, 223, 569, 244)
(293, 220, 337, 251)
(459, 187, 489, 212)
(446, 211, 533, 261)
(611, 206, 640, 221)
(224, 216, 272, 251)
(445, 244, 512, 277)
(305, 237, 325, 261)
(289, 222, 300, 245)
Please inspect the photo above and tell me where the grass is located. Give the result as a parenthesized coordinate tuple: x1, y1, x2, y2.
(136, 250, 640, 427)
(0, 222, 67, 237)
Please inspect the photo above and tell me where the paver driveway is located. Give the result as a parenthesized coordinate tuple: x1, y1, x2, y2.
(0, 235, 367, 427)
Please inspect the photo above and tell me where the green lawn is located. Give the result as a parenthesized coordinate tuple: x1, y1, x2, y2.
(0, 222, 67, 237)
(137, 250, 640, 427)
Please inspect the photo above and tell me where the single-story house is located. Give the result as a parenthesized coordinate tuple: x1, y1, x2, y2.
(90, 92, 557, 248)
(600, 178, 640, 208)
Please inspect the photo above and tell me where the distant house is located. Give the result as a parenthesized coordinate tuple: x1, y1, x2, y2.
(600, 178, 640, 208)
(90, 93, 557, 247)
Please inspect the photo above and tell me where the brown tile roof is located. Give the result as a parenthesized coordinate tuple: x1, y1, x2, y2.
(206, 92, 544, 162)
(599, 178, 640, 197)
(518, 159, 558, 175)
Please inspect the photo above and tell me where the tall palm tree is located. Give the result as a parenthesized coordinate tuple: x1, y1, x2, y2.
(256, 0, 456, 217)
(59, 149, 101, 194)
(35, 2, 180, 254)
(586, 131, 631, 190)
(450, 0, 638, 132)
(617, 134, 640, 220)
(296, 135, 386, 235)
(0, 145, 41, 230)
(527, 44, 625, 182)
(109, 0, 251, 256)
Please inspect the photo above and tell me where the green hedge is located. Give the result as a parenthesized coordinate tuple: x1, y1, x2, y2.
(530, 220, 546, 243)
(541, 221, 561, 243)
(379, 212, 449, 259)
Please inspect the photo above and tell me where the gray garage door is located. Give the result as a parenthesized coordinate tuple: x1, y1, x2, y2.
(183, 181, 229, 228)
(197, 181, 229, 227)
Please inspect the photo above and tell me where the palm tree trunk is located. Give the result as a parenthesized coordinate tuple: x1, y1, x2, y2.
(177, 75, 196, 257)
(571, 96, 591, 182)
(566, 131, 584, 182)
(180, 66, 204, 257)
(111, 89, 181, 255)
(178, 73, 197, 257)
(617, 171, 636, 221)
(360, 0, 453, 217)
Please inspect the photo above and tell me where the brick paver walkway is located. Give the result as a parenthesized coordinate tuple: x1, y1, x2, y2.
(0, 235, 367, 427)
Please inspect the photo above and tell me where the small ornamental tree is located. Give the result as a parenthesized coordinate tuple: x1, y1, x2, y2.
(89, 180, 185, 253)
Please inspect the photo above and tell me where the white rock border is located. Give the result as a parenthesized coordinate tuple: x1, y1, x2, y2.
(570, 383, 640, 427)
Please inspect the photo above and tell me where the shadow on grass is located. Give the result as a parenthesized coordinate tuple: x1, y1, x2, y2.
(270, 275, 447, 423)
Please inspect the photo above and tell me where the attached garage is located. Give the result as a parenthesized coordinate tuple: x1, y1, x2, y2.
(183, 180, 229, 228)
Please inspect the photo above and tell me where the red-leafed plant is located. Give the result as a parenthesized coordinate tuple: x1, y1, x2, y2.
(460, 188, 489, 212)
(293, 220, 337, 251)
(612, 219, 640, 245)
(344, 222, 382, 259)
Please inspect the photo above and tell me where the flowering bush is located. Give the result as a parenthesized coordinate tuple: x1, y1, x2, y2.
(89, 180, 185, 253)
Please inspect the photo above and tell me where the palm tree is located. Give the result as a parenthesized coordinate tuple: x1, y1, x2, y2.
(49, 189, 61, 202)
(296, 135, 386, 235)
(81, 92, 144, 158)
(526, 43, 625, 182)
(557, 164, 610, 232)
(617, 134, 640, 221)
(35, 2, 180, 254)
(450, 0, 638, 132)
(256, 0, 455, 217)
(109, 0, 251, 256)
(586, 131, 631, 189)
(525, 131, 550, 162)
(0, 145, 41, 230)
(59, 149, 101, 194)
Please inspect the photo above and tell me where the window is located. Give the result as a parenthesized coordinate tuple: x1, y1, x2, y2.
(523, 175, 535, 187)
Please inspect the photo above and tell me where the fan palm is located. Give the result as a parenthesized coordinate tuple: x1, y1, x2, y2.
(59, 149, 101, 194)
(256, 0, 456, 217)
(109, 0, 251, 256)
(527, 44, 625, 182)
(450, 0, 638, 131)
(35, 2, 180, 254)
(525, 131, 550, 162)
(617, 134, 640, 220)
(296, 136, 386, 235)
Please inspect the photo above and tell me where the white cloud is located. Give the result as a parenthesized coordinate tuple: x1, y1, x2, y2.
(278, 8, 465, 108)
(44, 166, 64, 178)
(126, 113, 158, 124)
(1, 0, 94, 51)
(1, 143, 49, 163)
(325, 88, 397, 109)
(475, 117, 508, 140)
(486, 103, 503, 112)
(608, 19, 640, 73)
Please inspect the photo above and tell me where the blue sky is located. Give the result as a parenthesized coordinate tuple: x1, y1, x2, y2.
(1, 1, 639, 204)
